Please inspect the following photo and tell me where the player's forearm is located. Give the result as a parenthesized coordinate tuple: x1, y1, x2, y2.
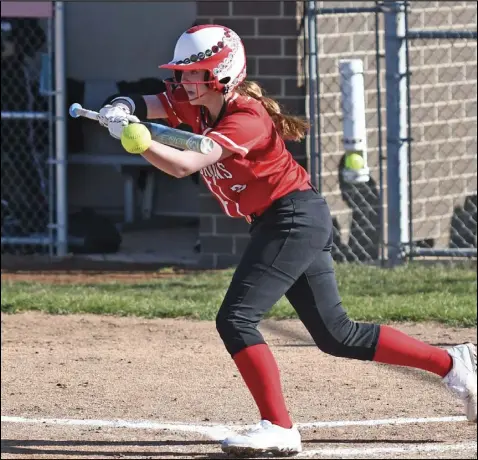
(143, 95, 168, 119)
(106, 94, 167, 120)
(141, 139, 224, 178)
(141, 142, 188, 178)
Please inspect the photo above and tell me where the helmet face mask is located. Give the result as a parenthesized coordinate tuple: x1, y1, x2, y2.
(160, 24, 247, 103)
(165, 69, 216, 104)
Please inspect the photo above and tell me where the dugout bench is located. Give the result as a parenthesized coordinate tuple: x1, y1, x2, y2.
(68, 79, 158, 224)
(68, 153, 157, 224)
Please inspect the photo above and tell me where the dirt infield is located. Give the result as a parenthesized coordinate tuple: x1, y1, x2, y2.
(2, 264, 477, 459)
(1, 308, 477, 459)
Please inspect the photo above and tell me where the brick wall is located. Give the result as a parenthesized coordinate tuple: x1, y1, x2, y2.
(315, 1, 477, 255)
(313, 1, 384, 258)
(406, 1, 477, 248)
(196, 1, 306, 268)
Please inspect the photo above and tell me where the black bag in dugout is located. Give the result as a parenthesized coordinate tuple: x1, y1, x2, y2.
(68, 209, 122, 254)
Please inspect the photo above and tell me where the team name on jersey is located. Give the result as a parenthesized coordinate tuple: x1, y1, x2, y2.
(200, 162, 233, 180)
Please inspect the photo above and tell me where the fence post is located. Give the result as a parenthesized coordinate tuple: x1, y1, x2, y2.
(306, 0, 319, 190)
(54, 1, 68, 256)
(384, 0, 409, 265)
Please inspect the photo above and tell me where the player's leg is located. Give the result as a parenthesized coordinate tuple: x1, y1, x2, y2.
(286, 229, 477, 422)
(217, 192, 333, 456)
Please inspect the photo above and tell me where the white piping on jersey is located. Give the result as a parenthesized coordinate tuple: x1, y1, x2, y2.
(202, 176, 233, 217)
(162, 93, 183, 123)
(200, 94, 244, 217)
(201, 168, 245, 218)
(208, 131, 249, 154)
(212, 176, 245, 217)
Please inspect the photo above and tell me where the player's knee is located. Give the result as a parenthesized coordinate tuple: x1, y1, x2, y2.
(216, 309, 264, 356)
(316, 315, 377, 360)
(215, 310, 232, 340)
(319, 339, 352, 357)
(215, 308, 245, 342)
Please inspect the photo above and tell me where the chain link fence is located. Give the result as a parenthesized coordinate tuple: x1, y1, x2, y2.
(310, 1, 476, 264)
(312, 2, 386, 264)
(406, 1, 477, 257)
(1, 17, 54, 254)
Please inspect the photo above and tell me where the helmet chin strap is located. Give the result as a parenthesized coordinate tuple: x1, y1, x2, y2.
(177, 93, 202, 104)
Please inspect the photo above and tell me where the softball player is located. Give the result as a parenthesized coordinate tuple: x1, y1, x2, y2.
(99, 24, 477, 457)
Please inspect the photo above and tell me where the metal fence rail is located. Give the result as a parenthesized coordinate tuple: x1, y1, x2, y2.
(1, 3, 67, 256)
(1, 16, 53, 254)
(308, 1, 386, 264)
(307, 0, 477, 265)
(404, 1, 477, 260)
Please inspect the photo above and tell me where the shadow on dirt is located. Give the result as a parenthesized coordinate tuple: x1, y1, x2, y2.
(1, 438, 222, 458)
(1, 437, 442, 458)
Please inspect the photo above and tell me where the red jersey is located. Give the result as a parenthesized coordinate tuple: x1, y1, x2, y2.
(157, 88, 311, 218)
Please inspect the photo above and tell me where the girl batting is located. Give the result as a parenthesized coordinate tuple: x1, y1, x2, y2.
(98, 24, 477, 458)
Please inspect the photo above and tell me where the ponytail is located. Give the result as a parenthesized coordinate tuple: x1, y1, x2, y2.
(235, 80, 309, 142)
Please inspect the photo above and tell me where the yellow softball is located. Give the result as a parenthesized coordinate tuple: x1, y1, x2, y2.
(121, 123, 152, 154)
(344, 152, 365, 171)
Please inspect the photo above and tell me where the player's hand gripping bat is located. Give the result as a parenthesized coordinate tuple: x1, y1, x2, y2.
(69, 103, 214, 155)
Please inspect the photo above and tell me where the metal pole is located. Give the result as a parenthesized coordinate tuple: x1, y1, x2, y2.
(307, 0, 318, 189)
(54, 2, 68, 256)
(403, 1, 414, 261)
(374, 3, 386, 267)
(47, 16, 54, 257)
(384, 0, 409, 266)
(313, 3, 322, 193)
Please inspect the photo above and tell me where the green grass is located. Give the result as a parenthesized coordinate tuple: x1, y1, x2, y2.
(1, 264, 476, 327)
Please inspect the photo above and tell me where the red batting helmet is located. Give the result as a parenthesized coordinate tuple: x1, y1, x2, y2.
(159, 24, 247, 95)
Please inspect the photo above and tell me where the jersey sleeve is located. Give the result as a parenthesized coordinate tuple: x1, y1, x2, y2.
(206, 110, 269, 157)
(156, 85, 198, 129)
(156, 92, 182, 128)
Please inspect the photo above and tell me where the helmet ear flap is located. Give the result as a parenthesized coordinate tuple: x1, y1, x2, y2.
(218, 77, 231, 93)
(205, 72, 231, 92)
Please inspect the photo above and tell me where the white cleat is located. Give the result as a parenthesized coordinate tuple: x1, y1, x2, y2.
(443, 343, 477, 423)
(221, 420, 302, 457)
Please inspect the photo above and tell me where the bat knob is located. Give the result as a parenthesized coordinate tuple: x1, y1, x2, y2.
(69, 103, 83, 118)
(200, 138, 215, 155)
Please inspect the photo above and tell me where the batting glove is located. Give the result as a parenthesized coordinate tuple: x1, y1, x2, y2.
(98, 105, 139, 140)
(98, 105, 127, 127)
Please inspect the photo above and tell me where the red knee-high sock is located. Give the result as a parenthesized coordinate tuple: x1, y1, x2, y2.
(373, 325, 453, 377)
(233, 344, 292, 428)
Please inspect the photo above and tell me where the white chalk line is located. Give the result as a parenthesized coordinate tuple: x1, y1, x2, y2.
(2, 415, 476, 459)
(1, 416, 233, 441)
(296, 441, 477, 458)
(297, 415, 468, 429)
(0, 414, 470, 442)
